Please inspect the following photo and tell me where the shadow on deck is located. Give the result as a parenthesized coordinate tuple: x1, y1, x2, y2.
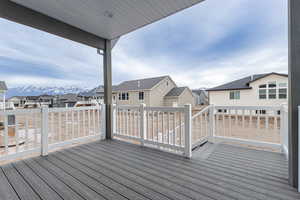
(0, 140, 299, 200)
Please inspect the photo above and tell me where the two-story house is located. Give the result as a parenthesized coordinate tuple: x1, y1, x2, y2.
(207, 72, 288, 110)
(113, 76, 195, 107)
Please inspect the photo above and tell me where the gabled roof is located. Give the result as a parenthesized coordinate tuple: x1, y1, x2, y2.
(207, 72, 288, 91)
(81, 85, 118, 97)
(0, 81, 7, 91)
(115, 76, 169, 91)
(165, 87, 188, 97)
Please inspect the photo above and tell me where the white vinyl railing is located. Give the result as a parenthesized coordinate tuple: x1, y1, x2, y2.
(0, 105, 105, 162)
(114, 104, 192, 158)
(191, 106, 213, 148)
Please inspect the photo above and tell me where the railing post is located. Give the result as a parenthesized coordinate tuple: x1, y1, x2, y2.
(112, 104, 116, 139)
(140, 104, 146, 146)
(280, 105, 285, 153)
(209, 104, 215, 142)
(101, 104, 106, 140)
(41, 105, 49, 156)
(184, 104, 192, 159)
(298, 106, 300, 192)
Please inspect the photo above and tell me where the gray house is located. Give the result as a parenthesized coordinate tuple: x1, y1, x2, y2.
(192, 89, 208, 105)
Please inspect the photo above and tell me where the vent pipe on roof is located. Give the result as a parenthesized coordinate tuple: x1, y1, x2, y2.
(250, 75, 254, 81)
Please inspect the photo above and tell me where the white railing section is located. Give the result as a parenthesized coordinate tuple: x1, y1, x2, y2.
(114, 104, 192, 158)
(281, 104, 288, 159)
(191, 105, 213, 148)
(0, 105, 105, 162)
(47, 105, 105, 153)
(213, 105, 282, 150)
(0, 109, 41, 161)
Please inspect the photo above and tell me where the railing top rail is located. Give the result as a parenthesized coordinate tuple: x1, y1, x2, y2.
(0, 108, 41, 115)
(214, 105, 281, 111)
(145, 106, 185, 112)
(192, 105, 212, 119)
(115, 105, 140, 110)
(49, 106, 101, 113)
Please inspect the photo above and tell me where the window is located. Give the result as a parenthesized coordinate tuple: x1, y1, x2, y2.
(120, 92, 129, 100)
(139, 92, 144, 100)
(279, 82, 287, 99)
(229, 91, 240, 100)
(268, 89, 276, 99)
(259, 82, 288, 100)
(279, 88, 287, 99)
(259, 89, 267, 99)
(256, 110, 266, 115)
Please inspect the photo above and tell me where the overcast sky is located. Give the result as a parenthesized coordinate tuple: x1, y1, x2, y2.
(0, 0, 288, 89)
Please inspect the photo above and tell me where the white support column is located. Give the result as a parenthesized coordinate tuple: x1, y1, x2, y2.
(41, 105, 49, 156)
(184, 104, 192, 159)
(289, 0, 300, 188)
(102, 39, 113, 139)
(140, 104, 146, 146)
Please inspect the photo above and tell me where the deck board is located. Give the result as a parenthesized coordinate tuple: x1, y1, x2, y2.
(0, 140, 299, 200)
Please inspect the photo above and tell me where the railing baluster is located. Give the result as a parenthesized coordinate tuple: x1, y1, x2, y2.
(162, 112, 164, 144)
(58, 112, 62, 141)
(34, 112, 38, 146)
(152, 111, 154, 141)
(71, 110, 74, 139)
(4, 115, 8, 153)
(87, 109, 91, 136)
(167, 112, 170, 144)
(157, 112, 159, 142)
(25, 115, 29, 149)
(173, 112, 176, 145)
(65, 111, 68, 140)
(223, 113, 226, 136)
(179, 112, 182, 146)
(15, 117, 19, 153)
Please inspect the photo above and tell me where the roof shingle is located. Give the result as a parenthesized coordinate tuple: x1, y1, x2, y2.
(207, 72, 287, 91)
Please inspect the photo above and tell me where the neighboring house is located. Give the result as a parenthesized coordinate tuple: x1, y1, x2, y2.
(81, 85, 118, 104)
(207, 72, 288, 109)
(55, 93, 84, 107)
(113, 76, 195, 107)
(164, 87, 195, 107)
(192, 89, 208, 105)
(0, 81, 8, 110)
(8, 96, 27, 107)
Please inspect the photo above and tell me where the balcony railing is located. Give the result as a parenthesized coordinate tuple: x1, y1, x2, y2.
(0, 103, 289, 163)
(0, 105, 105, 163)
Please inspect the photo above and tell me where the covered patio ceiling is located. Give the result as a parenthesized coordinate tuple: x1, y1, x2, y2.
(9, 0, 204, 45)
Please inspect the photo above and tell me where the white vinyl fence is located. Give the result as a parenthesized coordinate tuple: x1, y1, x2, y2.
(114, 104, 192, 158)
(0, 105, 105, 162)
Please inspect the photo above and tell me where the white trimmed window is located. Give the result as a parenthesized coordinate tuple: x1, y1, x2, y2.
(229, 91, 240, 100)
(258, 82, 287, 100)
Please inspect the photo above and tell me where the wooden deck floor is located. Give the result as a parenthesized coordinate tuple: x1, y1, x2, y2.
(0, 140, 299, 200)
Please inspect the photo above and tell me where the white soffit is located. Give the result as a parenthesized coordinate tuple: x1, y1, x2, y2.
(11, 0, 204, 40)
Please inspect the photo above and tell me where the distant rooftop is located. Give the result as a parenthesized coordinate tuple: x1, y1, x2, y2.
(207, 72, 288, 91)
(165, 87, 187, 97)
(114, 76, 170, 91)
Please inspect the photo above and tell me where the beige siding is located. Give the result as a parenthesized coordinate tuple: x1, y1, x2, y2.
(209, 74, 288, 106)
(164, 88, 195, 107)
(177, 89, 195, 106)
(115, 91, 150, 106)
(149, 77, 176, 107)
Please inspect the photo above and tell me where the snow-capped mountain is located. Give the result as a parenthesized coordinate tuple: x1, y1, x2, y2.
(6, 85, 91, 98)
